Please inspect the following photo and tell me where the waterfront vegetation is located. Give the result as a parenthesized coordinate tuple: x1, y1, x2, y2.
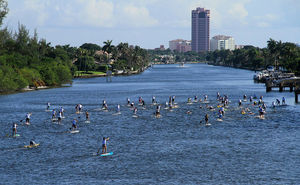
(206, 39, 300, 75)
(148, 49, 207, 63)
(0, 0, 150, 93)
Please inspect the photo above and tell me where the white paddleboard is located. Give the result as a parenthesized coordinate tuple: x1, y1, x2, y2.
(70, 130, 80, 134)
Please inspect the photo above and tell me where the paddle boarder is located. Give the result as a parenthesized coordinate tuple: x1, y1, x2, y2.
(205, 114, 209, 124)
(25, 113, 32, 125)
(85, 111, 90, 121)
(282, 97, 286, 105)
(71, 119, 77, 130)
(47, 102, 50, 110)
(30, 140, 37, 146)
(12, 122, 17, 136)
(98, 137, 110, 154)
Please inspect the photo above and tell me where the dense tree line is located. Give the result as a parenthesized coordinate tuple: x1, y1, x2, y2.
(75, 41, 150, 73)
(0, 0, 150, 93)
(0, 0, 73, 93)
(206, 39, 300, 74)
(148, 49, 207, 63)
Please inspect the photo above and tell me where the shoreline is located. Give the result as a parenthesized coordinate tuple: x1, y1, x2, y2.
(73, 70, 141, 79)
(0, 84, 72, 96)
(0, 66, 150, 95)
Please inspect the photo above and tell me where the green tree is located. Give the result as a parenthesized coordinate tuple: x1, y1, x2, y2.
(0, 0, 8, 26)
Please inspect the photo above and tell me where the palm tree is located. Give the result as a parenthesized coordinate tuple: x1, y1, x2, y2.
(102, 40, 114, 54)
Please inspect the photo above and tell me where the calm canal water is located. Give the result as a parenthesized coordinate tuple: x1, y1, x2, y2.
(0, 63, 299, 184)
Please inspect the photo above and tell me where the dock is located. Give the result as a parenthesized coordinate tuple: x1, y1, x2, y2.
(265, 77, 300, 103)
(266, 77, 300, 92)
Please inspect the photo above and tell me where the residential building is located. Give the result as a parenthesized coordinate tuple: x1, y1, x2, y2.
(191, 7, 210, 52)
(169, 39, 191, 53)
(154, 45, 165, 51)
(210, 35, 235, 51)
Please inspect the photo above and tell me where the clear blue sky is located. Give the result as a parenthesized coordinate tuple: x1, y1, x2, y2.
(4, 0, 300, 49)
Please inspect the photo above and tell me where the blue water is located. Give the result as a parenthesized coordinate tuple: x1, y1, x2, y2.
(0, 64, 299, 184)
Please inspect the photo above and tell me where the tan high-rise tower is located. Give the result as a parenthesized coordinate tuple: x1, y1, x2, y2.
(191, 7, 210, 52)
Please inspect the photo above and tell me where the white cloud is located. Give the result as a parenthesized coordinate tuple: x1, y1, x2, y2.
(257, 22, 270, 28)
(265, 14, 279, 21)
(120, 4, 158, 27)
(77, 0, 114, 27)
(23, 0, 49, 25)
(228, 3, 249, 24)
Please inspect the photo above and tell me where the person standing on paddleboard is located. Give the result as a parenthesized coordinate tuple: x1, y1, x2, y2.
(52, 109, 56, 120)
(25, 113, 32, 125)
(60, 107, 64, 118)
(85, 111, 90, 121)
(71, 119, 77, 130)
(47, 102, 50, 110)
(58, 111, 62, 123)
(116, 105, 121, 113)
(205, 114, 209, 124)
(12, 122, 17, 136)
(99, 137, 109, 154)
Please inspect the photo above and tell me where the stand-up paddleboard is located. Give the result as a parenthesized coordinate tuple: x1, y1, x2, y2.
(70, 130, 80, 134)
(24, 143, 40, 148)
(216, 118, 223, 122)
(100, 152, 113, 157)
(243, 99, 247, 102)
(205, 123, 211, 126)
(112, 112, 121, 116)
(45, 110, 51, 112)
(255, 115, 265, 120)
(172, 105, 179, 109)
(187, 102, 193, 105)
(52, 118, 58, 122)
(132, 114, 138, 118)
(7, 134, 20, 137)
(85, 120, 91, 123)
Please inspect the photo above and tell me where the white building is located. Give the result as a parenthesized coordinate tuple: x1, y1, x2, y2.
(210, 35, 235, 51)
